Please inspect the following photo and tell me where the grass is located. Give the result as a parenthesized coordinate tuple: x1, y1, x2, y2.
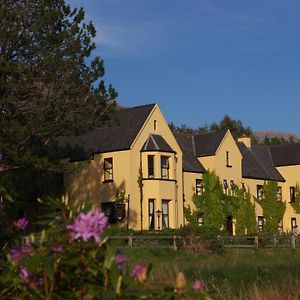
(121, 247, 300, 299)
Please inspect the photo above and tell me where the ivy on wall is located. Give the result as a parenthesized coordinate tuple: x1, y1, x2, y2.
(291, 184, 300, 214)
(184, 171, 257, 235)
(235, 188, 257, 235)
(257, 181, 286, 234)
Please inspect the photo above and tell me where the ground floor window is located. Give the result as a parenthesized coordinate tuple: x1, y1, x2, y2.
(101, 202, 115, 224)
(162, 200, 169, 229)
(148, 199, 155, 230)
(258, 216, 264, 233)
(197, 212, 204, 226)
(291, 218, 297, 233)
(278, 219, 283, 233)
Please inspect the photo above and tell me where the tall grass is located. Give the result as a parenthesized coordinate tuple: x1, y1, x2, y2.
(123, 247, 300, 299)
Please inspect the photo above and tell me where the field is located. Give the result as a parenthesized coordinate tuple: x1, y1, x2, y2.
(122, 247, 300, 299)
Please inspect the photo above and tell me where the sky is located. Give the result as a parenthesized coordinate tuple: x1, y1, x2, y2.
(68, 0, 300, 135)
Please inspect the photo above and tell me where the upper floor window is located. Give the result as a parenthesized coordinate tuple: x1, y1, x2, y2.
(290, 186, 296, 203)
(226, 151, 232, 167)
(161, 156, 169, 179)
(230, 180, 235, 196)
(148, 155, 154, 178)
(223, 180, 228, 195)
(195, 179, 204, 196)
(257, 185, 264, 200)
(154, 120, 157, 131)
(277, 187, 282, 201)
(104, 157, 113, 181)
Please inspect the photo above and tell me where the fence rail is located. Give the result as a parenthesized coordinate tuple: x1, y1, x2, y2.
(108, 235, 300, 250)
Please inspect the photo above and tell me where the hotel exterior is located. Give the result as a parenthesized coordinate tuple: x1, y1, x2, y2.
(65, 104, 300, 234)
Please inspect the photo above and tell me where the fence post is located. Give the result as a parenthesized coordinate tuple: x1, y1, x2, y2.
(291, 235, 296, 250)
(255, 236, 259, 248)
(128, 235, 133, 247)
(173, 236, 177, 251)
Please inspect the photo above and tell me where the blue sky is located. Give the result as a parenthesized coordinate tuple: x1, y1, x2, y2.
(68, 0, 300, 135)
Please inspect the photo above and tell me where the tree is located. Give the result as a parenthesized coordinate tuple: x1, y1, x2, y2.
(257, 181, 286, 234)
(0, 0, 117, 171)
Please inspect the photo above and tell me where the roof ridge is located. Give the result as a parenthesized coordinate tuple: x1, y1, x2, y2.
(120, 103, 156, 111)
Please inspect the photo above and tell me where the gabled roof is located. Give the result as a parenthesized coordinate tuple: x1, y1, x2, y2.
(237, 142, 285, 182)
(193, 130, 227, 157)
(173, 132, 206, 173)
(269, 142, 300, 167)
(141, 134, 175, 153)
(65, 104, 156, 161)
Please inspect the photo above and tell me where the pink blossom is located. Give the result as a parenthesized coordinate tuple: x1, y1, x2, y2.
(193, 280, 205, 292)
(131, 264, 147, 283)
(13, 217, 28, 230)
(11, 243, 33, 265)
(115, 252, 126, 271)
(19, 266, 29, 283)
(67, 209, 108, 243)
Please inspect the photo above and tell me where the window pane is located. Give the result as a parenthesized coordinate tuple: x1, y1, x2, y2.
(148, 155, 154, 178)
(161, 156, 169, 179)
(104, 158, 113, 181)
(148, 199, 155, 230)
(162, 201, 169, 229)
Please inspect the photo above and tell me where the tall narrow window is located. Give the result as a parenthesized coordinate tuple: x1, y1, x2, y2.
(230, 180, 235, 196)
(291, 218, 297, 232)
(154, 120, 157, 131)
(226, 151, 232, 167)
(101, 202, 115, 224)
(258, 216, 264, 233)
(162, 200, 169, 229)
(195, 179, 204, 196)
(278, 219, 283, 233)
(290, 186, 296, 203)
(257, 185, 264, 200)
(161, 156, 169, 179)
(223, 180, 228, 195)
(104, 158, 113, 181)
(197, 212, 204, 226)
(277, 187, 282, 201)
(148, 155, 154, 178)
(148, 199, 155, 230)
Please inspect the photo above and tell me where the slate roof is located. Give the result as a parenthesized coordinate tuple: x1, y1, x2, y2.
(269, 142, 300, 167)
(237, 142, 285, 182)
(141, 134, 175, 153)
(65, 104, 156, 161)
(173, 132, 206, 173)
(193, 130, 227, 157)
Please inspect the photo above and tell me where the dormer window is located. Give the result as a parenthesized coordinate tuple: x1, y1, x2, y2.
(226, 151, 232, 167)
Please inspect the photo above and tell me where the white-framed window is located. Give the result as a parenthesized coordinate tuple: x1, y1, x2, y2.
(195, 179, 204, 196)
(104, 157, 113, 181)
(258, 216, 264, 233)
(223, 180, 228, 195)
(197, 212, 204, 226)
(277, 187, 282, 201)
(161, 156, 169, 179)
(230, 180, 235, 196)
(257, 185, 264, 200)
(162, 200, 169, 229)
(290, 186, 296, 203)
(148, 199, 155, 230)
(278, 219, 283, 233)
(291, 218, 297, 233)
(148, 155, 154, 178)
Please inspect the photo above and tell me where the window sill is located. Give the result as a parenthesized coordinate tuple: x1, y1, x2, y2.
(226, 165, 232, 168)
(102, 180, 114, 183)
(143, 178, 177, 182)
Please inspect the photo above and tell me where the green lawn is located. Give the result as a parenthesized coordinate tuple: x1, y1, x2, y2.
(121, 247, 300, 299)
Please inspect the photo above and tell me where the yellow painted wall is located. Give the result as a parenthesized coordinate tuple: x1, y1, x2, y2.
(276, 165, 300, 232)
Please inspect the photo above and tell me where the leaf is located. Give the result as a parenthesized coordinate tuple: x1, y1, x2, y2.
(24, 255, 42, 272)
(44, 257, 54, 278)
(109, 261, 120, 290)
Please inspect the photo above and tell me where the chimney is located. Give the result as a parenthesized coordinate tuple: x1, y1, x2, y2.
(238, 136, 251, 148)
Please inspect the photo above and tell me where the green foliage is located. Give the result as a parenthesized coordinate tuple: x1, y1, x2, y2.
(0, 0, 117, 170)
(291, 184, 300, 214)
(257, 181, 286, 234)
(235, 188, 257, 235)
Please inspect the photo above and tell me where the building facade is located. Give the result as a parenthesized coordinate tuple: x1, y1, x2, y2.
(65, 104, 300, 233)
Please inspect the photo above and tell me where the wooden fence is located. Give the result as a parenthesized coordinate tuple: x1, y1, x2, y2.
(109, 235, 300, 250)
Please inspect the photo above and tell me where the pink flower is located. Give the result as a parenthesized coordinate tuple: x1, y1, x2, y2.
(19, 266, 29, 283)
(19, 266, 42, 286)
(11, 243, 33, 265)
(67, 209, 108, 243)
(13, 217, 28, 230)
(131, 264, 147, 283)
(115, 252, 126, 271)
(193, 280, 205, 292)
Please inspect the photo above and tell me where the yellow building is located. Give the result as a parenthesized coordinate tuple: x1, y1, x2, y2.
(65, 103, 300, 233)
